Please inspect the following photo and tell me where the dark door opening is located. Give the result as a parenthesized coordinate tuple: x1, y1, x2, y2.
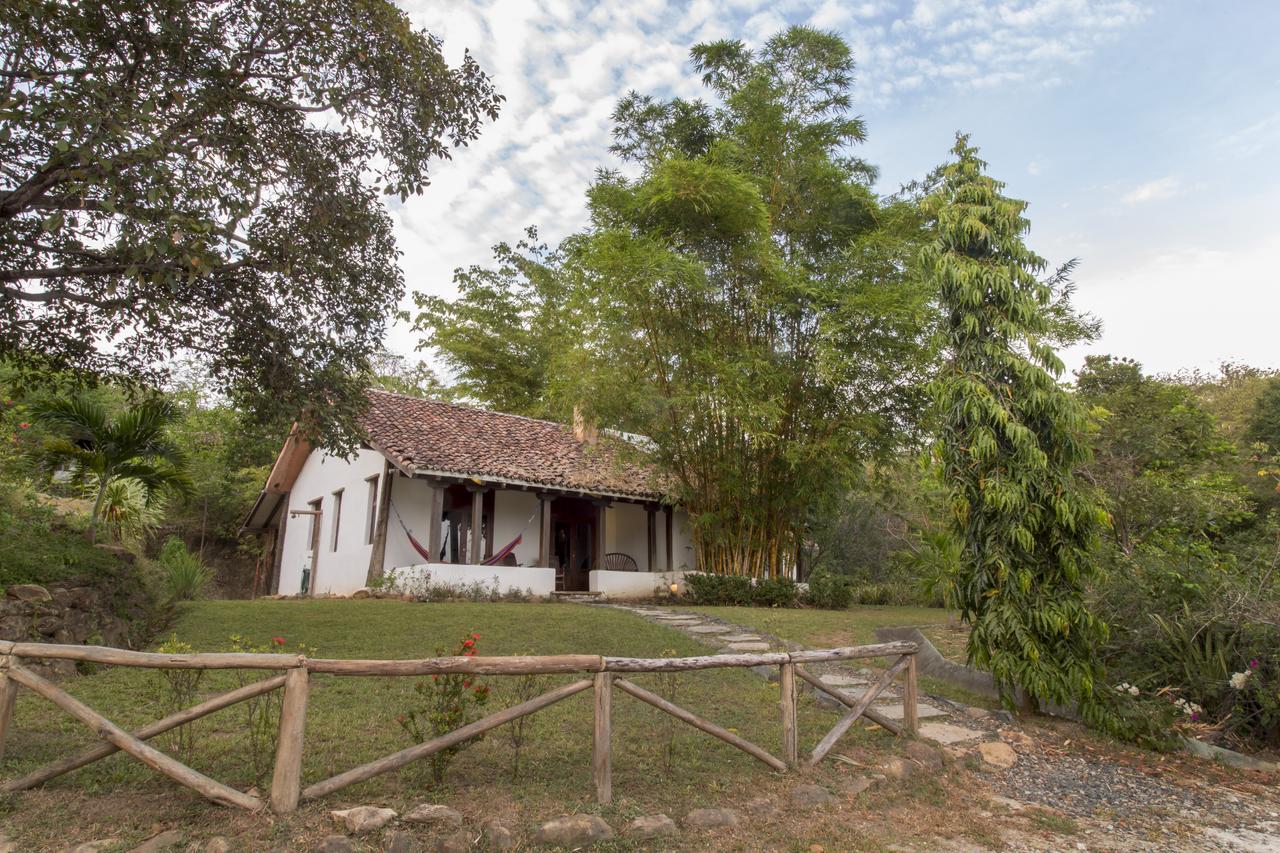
(551, 497, 597, 591)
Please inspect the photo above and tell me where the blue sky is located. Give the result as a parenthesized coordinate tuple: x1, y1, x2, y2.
(390, 0, 1280, 378)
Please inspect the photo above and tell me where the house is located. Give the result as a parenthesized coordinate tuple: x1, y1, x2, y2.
(242, 390, 694, 598)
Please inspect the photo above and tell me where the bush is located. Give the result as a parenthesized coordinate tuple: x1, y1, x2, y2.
(684, 573, 753, 606)
(397, 631, 491, 784)
(804, 568, 854, 609)
(753, 575, 797, 608)
(0, 485, 123, 589)
(158, 536, 212, 600)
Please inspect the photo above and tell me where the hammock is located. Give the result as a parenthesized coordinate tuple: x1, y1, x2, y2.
(390, 500, 535, 567)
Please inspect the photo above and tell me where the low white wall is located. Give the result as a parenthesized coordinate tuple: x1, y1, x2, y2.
(589, 570, 688, 599)
(389, 562, 557, 598)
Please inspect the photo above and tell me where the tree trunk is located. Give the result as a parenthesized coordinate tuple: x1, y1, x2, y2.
(86, 477, 109, 543)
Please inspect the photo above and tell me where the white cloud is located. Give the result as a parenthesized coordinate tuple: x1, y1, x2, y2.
(1121, 176, 1180, 205)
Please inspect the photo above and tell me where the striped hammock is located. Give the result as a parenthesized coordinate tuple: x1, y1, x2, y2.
(391, 501, 532, 567)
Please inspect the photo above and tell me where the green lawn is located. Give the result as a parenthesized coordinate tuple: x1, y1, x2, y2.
(0, 599, 991, 851)
(675, 604, 961, 649)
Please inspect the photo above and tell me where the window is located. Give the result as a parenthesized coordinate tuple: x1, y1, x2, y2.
(330, 489, 343, 551)
(365, 475, 380, 545)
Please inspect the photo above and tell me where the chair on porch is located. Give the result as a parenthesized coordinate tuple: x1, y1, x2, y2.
(603, 552, 639, 572)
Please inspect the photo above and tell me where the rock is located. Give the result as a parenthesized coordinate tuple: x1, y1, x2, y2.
(789, 784, 837, 807)
(743, 798, 781, 819)
(130, 830, 184, 852)
(682, 808, 740, 830)
(879, 757, 915, 780)
(750, 664, 780, 681)
(962, 706, 990, 720)
(0, 835, 13, 853)
(351, 588, 371, 599)
(403, 804, 464, 827)
(202, 840, 233, 853)
(6, 583, 51, 602)
(481, 819, 516, 850)
(903, 739, 944, 771)
(331, 806, 398, 834)
(727, 641, 770, 651)
(999, 730, 1035, 751)
(978, 741, 1017, 769)
(625, 814, 677, 840)
(531, 815, 613, 846)
(315, 837, 356, 853)
(837, 776, 874, 797)
(428, 831, 471, 853)
(987, 795, 1026, 812)
(62, 842, 122, 853)
(383, 831, 417, 853)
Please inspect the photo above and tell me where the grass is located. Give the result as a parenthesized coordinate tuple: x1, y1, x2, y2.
(0, 599, 1009, 851)
(675, 604, 961, 649)
(0, 489, 123, 590)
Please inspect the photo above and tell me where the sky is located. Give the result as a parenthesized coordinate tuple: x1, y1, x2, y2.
(387, 0, 1280, 380)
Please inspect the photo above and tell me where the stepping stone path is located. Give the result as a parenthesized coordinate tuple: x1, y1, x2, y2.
(596, 602, 1004, 757)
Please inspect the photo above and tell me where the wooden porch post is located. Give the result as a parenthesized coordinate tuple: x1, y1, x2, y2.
(468, 485, 486, 565)
(426, 480, 443, 563)
(664, 506, 673, 572)
(593, 500, 610, 571)
(537, 494, 553, 568)
(646, 505, 657, 572)
(365, 460, 393, 584)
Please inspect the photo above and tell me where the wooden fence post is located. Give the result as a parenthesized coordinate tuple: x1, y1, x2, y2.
(593, 672, 612, 804)
(270, 665, 310, 813)
(780, 662, 797, 769)
(903, 655, 919, 737)
(0, 656, 18, 764)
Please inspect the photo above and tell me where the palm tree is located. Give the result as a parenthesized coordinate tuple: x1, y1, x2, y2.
(34, 396, 191, 543)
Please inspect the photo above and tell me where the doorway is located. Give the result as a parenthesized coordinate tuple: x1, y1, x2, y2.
(551, 497, 597, 591)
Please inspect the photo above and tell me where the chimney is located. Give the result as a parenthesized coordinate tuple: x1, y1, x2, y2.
(573, 404, 598, 445)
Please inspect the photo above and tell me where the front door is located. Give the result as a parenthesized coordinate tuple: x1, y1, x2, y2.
(551, 497, 597, 591)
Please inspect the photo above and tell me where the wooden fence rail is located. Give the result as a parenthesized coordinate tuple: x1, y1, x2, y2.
(0, 638, 918, 812)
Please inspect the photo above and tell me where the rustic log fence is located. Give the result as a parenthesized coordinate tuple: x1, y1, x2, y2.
(0, 638, 918, 812)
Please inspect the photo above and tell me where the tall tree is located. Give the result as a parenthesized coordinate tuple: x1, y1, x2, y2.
(34, 395, 190, 542)
(571, 27, 934, 577)
(0, 1, 501, 449)
(926, 135, 1108, 713)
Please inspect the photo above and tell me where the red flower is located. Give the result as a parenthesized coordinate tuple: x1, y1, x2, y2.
(463, 679, 472, 688)
(462, 639, 475, 648)
(432, 674, 440, 682)
(17, 422, 29, 429)
(272, 636, 285, 646)
(471, 633, 480, 640)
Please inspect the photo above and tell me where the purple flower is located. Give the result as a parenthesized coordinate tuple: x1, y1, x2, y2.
(1249, 659, 1259, 670)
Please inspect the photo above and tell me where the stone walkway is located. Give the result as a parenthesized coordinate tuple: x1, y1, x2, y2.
(603, 603, 996, 749)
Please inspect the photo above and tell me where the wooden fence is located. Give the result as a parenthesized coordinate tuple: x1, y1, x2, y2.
(0, 638, 919, 812)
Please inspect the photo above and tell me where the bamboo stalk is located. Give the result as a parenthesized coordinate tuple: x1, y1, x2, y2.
(269, 666, 309, 813)
(614, 678, 787, 773)
(593, 673, 612, 804)
(2, 673, 287, 793)
(7, 665, 262, 810)
(793, 665, 903, 736)
(0, 655, 18, 765)
(808, 655, 913, 768)
(779, 663, 797, 768)
(302, 679, 593, 801)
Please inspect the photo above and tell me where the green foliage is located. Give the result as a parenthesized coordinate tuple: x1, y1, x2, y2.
(803, 568, 854, 610)
(502, 652, 551, 781)
(81, 475, 165, 547)
(1245, 377, 1280, 452)
(684, 573, 754, 606)
(397, 632, 491, 785)
(158, 536, 212, 601)
(752, 576, 798, 608)
(150, 634, 204, 761)
(0, 485, 122, 589)
(925, 135, 1108, 715)
(227, 634, 315, 785)
(34, 395, 190, 543)
(0, 1, 500, 451)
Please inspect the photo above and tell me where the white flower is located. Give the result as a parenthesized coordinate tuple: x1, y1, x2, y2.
(1128, 685, 1140, 696)
(1229, 671, 1252, 690)
(1115, 683, 1131, 693)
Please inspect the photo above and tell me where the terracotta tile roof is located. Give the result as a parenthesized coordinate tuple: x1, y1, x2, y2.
(360, 390, 665, 500)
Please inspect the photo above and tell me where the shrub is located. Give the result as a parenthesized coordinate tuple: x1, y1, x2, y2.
(397, 631, 491, 784)
(753, 575, 797, 608)
(150, 633, 204, 761)
(503, 651, 550, 780)
(227, 634, 315, 786)
(158, 536, 212, 600)
(684, 573, 753, 606)
(804, 568, 854, 610)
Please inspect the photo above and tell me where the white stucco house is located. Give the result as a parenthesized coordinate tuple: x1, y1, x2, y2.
(242, 390, 694, 598)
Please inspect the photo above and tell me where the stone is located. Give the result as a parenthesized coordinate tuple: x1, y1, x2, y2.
(531, 815, 613, 846)
(687, 625, 732, 633)
(351, 588, 371, 599)
(481, 820, 516, 850)
(315, 837, 356, 853)
(203, 840, 232, 853)
(918, 722, 985, 745)
(750, 664, 781, 681)
(837, 776, 874, 797)
(987, 795, 1026, 812)
(743, 798, 781, 819)
(682, 808, 740, 830)
(728, 641, 770, 651)
(878, 757, 915, 780)
(383, 831, 417, 853)
(790, 784, 837, 807)
(130, 830, 184, 852)
(331, 806, 397, 834)
(999, 730, 1035, 751)
(403, 804, 464, 827)
(870, 702, 949, 720)
(428, 831, 471, 853)
(978, 741, 1018, 769)
(62, 842, 122, 853)
(962, 706, 990, 720)
(721, 634, 762, 643)
(6, 583, 51, 602)
(819, 674, 867, 687)
(625, 814, 678, 840)
(903, 740, 944, 771)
